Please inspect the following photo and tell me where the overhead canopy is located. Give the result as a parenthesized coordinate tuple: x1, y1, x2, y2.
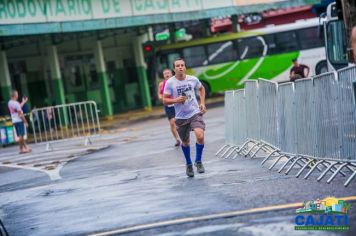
(0, 0, 320, 36)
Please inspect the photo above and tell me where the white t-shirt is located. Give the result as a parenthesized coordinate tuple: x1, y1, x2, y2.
(8, 100, 22, 123)
(163, 75, 202, 119)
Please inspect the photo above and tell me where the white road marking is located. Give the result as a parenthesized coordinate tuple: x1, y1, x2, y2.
(0, 145, 109, 180)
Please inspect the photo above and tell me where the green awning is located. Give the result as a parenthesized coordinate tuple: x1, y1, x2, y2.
(0, 0, 322, 37)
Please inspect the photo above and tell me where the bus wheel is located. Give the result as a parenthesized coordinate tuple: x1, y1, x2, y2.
(315, 60, 328, 75)
(201, 81, 211, 98)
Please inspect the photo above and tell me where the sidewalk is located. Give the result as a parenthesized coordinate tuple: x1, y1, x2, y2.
(99, 96, 224, 130)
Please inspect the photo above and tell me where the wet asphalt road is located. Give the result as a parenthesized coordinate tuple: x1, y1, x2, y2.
(0, 106, 356, 236)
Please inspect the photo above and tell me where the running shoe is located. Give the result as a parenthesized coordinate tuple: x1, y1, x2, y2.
(194, 161, 205, 173)
(186, 165, 194, 177)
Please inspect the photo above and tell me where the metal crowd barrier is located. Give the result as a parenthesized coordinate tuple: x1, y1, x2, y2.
(216, 91, 235, 157)
(217, 66, 356, 187)
(31, 101, 101, 150)
(277, 82, 297, 154)
(338, 67, 356, 160)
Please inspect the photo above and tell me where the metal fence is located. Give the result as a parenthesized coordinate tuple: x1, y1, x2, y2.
(258, 79, 278, 147)
(338, 67, 356, 160)
(31, 101, 100, 150)
(217, 66, 356, 187)
(277, 82, 297, 154)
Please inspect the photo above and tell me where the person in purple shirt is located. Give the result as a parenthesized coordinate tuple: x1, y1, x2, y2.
(163, 58, 206, 177)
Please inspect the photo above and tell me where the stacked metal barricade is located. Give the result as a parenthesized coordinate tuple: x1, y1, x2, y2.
(216, 66, 356, 187)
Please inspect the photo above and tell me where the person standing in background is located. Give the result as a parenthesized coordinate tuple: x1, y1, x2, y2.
(158, 69, 181, 147)
(290, 58, 310, 82)
(8, 90, 31, 154)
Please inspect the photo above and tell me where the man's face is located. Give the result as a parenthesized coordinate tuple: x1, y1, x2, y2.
(174, 60, 186, 75)
(163, 70, 172, 80)
(293, 60, 298, 66)
(13, 92, 18, 100)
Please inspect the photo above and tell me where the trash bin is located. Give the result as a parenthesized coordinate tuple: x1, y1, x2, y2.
(6, 124, 15, 143)
(0, 126, 7, 144)
(0, 121, 15, 145)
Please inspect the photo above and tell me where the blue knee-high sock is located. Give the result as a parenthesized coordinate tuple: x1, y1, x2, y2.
(195, 143, 204, 163)
(181, 145, 192, 166)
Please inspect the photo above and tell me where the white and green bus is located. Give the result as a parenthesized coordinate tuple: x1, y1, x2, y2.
(155, 18, 326, 95)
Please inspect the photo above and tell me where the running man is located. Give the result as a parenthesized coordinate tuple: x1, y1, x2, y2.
(158, 69, 181, 147)
(8, 90, 31, 154)
(163, 58, 206, 177)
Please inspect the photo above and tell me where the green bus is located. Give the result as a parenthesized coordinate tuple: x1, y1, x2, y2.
(155, 18, 326, 96)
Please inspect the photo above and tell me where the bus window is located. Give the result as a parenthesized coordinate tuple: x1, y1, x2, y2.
(158, 52, 180, 73)
(182, 46, 207, 68)
(264, 34, 277, 55)
(274, 31, 298, 53)
(297, 27, 324, 50)
(167, 53, 180, 68)
(207, 41, 237, 65)
(237, 37, 264, 59)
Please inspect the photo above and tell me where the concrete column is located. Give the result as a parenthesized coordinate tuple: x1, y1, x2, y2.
(133, 35, 152, 111)
(48, 45, 68, 126)
(0, 50, 12, 101)
(94, 40, 113, 117)
(48, 45, 65, 106)
(168, 24, 176, 44)
(204, 19, 211, 37)
(231, 15, 239, 33)
(114, 58, 127, 112)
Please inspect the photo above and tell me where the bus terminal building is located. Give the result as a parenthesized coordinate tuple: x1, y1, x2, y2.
(0, 0, 317, 117)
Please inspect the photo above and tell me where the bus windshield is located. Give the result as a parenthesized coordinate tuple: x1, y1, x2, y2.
(326, 20, 348, 66)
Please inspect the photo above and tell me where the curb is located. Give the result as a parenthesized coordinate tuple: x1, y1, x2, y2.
(100, 97, 224, 130)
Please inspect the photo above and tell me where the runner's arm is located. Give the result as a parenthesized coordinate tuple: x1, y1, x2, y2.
(158, 82, 163, 100)
(304, 65, 310, 77)
(163, 94, 186, 105)
(20, 96, 28, 107)
(198, 85, 206, 113)
(18, 110, 28, 127)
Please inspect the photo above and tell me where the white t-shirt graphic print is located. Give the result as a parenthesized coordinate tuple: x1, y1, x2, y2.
(164, 75, 202, 119)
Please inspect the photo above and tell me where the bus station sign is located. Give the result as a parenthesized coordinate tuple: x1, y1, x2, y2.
(0, 0, 234, 24)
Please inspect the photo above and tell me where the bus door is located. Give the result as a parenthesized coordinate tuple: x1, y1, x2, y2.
(324, 20, 348, 71)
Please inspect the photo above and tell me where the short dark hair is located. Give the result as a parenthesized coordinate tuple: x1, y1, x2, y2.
(173, 58, 185, 68)
(11, 90, 18, 98)
(162, 68, 172, 74)
(292, 58, 298, 62)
